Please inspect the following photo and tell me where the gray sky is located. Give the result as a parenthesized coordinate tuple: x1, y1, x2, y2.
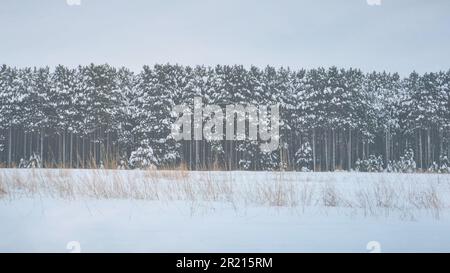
(1, 0, 449, 75)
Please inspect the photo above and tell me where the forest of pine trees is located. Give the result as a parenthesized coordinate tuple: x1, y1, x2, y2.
(0, 63, 449, 172)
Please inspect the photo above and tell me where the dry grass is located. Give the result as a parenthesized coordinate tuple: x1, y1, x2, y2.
(406, 183, 442, 219)
(0, 169, 448, 219)
(352, 179, 444, 219)
(321, 184, 340, 207)
(252, 180, 297, 207)
(0, 173, 6, 195)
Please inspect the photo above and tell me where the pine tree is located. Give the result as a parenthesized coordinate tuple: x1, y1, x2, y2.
(295, 141, 312, 171)
(116, 67, 137, 159)
(0, 64, 449, 171)
(80, 64, 122, 165)
(133, 65, 180, 167)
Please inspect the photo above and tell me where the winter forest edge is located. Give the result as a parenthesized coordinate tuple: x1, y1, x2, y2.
(0, 63, 449, 172)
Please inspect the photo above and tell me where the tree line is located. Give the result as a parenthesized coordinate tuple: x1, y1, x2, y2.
(0, 63, 449, 171)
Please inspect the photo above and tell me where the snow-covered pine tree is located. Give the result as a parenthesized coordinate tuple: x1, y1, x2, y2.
(116, 67, 137, 160)
(295, 141, 313, 171)
(30, 67, 52, 165)
(0, 65, 15, 161)
(133, 64, 180, 167)
(301, 68, 330, 171)
(128, 139, 157, 169)
(16, 68, 35, 161)
(439, 155, 449, 173)
(437, 71, 450, 164)
(80, 64, 122, 166)
(0, 64, 449, 171)
(257, 66, 282, 170)
(416, 72, 441, 168)
(50, 65, 81, 167)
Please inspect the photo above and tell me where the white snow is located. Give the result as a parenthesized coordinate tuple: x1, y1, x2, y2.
(0, 169, 450, 253)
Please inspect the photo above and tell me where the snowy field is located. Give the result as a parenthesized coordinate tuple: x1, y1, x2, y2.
(1, 169, 450, 252)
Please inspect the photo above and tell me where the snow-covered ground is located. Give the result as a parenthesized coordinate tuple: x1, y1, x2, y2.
(0, 169, 449, 252)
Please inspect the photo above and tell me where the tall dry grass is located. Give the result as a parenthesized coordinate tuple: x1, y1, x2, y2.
(0, 173, 6, 195)
(0, 169, 448, 219)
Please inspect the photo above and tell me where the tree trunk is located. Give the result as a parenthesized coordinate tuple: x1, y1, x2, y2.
(419, 129, 423, 170)
(347, 129, 351, 170)
(312, 129, 316, 172)
(82, 137, 85, 168)
(23, 131, 27, 159)
(70, 132, 73, 168)
(63, 131, 66, 168)
(325, 130, 329, 171)
(8, 126, 12, 167)
(385, 129, 389, 167)
(331, 129, 336, 171)
(427, 128, 431, 167)
(40, 128, 44, 167)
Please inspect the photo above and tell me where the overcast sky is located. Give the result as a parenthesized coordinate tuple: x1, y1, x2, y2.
(1, 0, 449, 75)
